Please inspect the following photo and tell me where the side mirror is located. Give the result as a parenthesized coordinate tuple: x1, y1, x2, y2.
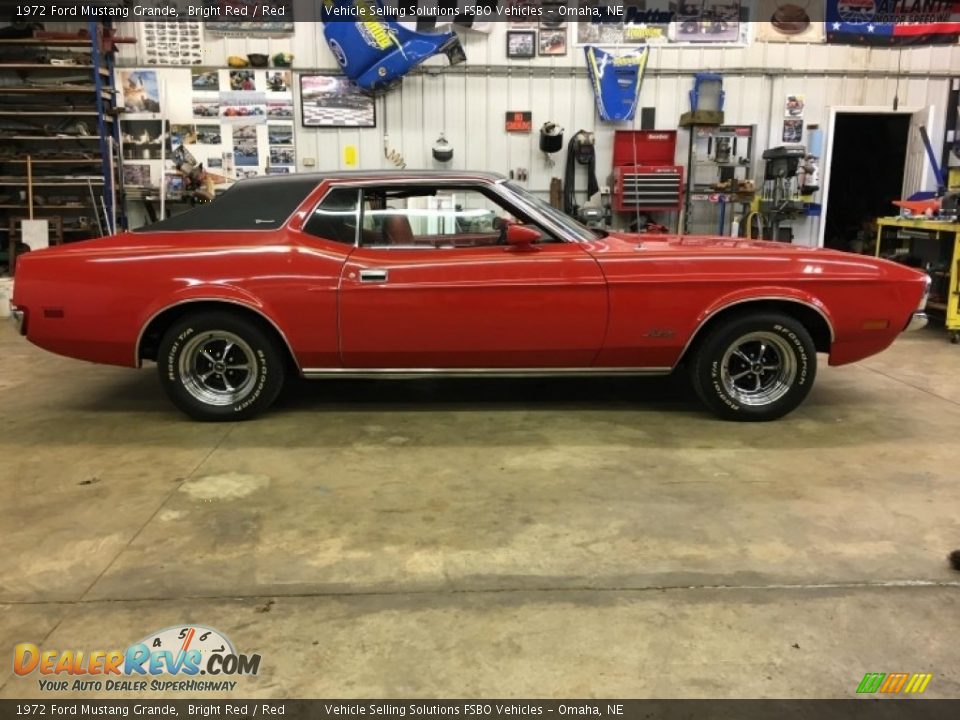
(505, 224, 540, 247)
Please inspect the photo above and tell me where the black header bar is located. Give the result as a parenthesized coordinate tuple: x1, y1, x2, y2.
(0, 1, 822, 25)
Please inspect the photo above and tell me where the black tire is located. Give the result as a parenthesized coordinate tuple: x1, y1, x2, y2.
(157, 310, 285, 421)
(689, 312, 816, 422)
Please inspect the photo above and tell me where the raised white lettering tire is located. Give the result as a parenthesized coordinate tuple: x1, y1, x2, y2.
(158, 311, 285, 421)
(689, 313, 816, 421)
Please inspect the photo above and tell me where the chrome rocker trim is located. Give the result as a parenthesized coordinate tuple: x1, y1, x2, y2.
(302, 367, 673, 380)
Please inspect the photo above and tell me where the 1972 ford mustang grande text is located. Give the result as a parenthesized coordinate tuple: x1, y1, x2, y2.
(9, 171, 929, 422)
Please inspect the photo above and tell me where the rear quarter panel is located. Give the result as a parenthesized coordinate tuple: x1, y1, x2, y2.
(12, 230, 346, 369)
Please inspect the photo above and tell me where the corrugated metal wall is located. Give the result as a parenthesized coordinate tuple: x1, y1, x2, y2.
(112, 23, 959, 243)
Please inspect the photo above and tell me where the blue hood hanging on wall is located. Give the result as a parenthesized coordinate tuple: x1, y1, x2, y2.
(584, 45, 649, 122)
(321, 1, 466, 93)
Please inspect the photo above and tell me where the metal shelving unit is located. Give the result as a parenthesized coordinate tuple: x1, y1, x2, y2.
(0, 22, 128, 273)
(681, 124, 755, 236)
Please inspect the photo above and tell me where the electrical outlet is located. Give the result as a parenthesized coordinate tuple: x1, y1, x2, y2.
(600, 185, 611, 195)
(303, 158, 316, 167)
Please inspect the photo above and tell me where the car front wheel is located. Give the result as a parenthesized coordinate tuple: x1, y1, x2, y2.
(157, 311, 285, 421)
(689, 313, 817, 421)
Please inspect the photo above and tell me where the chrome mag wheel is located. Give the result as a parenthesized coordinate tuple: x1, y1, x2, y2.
(178, 331, 258, 407)
(720, 331, 797, 407)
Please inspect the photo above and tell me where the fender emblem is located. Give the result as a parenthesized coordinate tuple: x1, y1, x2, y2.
(645, 328, 675, 338)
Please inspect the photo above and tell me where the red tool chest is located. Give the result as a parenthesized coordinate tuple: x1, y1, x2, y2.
(612, 130, 684, 213)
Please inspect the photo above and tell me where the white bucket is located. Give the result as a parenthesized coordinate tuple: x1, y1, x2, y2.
(0, 278, 13, 319)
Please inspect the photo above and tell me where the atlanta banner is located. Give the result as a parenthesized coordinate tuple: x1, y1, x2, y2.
(826, 0, 960, 45)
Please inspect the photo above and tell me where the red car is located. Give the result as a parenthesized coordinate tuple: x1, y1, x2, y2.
(10, 171, 929, 422)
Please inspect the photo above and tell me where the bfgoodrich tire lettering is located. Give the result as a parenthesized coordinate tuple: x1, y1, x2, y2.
(157, 311, 285, 421)
(689, 312, 817, 422)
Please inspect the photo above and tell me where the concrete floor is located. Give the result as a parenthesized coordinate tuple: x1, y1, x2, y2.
(0, 322, 958, 699)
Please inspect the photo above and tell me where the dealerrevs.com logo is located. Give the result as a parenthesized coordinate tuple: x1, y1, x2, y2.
(13, 625, 261, 693)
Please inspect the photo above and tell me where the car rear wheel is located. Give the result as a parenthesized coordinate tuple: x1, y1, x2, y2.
(157, 311, 285, 421)
(689, 313, 816, 421)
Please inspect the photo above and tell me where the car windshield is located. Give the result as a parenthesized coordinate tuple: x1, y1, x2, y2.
(502, 181, 603, 242)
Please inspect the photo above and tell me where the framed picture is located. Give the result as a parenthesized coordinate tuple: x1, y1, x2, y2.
(299, 74, 375, 128)
(506, 30, 536, 59)
(539, 28, 567, 56)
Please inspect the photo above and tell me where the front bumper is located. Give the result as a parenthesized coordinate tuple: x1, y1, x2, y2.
(904, 312, 928, 332)
(10, 307, 25, 335)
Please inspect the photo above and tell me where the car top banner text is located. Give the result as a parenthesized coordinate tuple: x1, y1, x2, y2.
(11, 1, 757, 28)
(1, 701, 960, 720)
(7, 1, 960, 46)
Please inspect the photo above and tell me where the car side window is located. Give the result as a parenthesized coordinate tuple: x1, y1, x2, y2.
(303, 188, 360, 245)
(360, 186, 550, 248)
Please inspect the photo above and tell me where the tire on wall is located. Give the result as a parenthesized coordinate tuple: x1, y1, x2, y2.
(157, 310, 286, 421)
(689, 312, 817, 422)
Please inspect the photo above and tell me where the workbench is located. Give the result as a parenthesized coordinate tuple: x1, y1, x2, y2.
(875, 216, 960, 342)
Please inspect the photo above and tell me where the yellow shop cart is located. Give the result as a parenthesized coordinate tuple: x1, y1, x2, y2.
(875, 216, 960, 342)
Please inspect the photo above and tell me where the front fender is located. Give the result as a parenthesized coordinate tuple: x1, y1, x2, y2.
(697, 286, 835, 341)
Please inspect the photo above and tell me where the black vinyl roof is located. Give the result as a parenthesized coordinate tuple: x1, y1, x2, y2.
(135, 175, 319, 232)
(134, 171, 507, 232)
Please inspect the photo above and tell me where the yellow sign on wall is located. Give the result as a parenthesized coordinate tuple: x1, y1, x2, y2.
(344, 145, 358, 167)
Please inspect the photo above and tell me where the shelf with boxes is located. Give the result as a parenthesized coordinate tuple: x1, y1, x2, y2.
(0, 22, 130, 275)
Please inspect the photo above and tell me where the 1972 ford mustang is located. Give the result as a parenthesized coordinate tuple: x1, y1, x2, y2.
(9, 171, 929, 422)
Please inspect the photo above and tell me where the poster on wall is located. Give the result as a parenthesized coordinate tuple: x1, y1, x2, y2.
(121, 120, 166, 160)
(122, 164, 153, 188)
(204, 0, 293, 36)
(267, 125, 293, 146)
(672, 1, 742, 43)
(138, 21, 203, 66)
(826, 0, 960, 45)
(785, 94, 805, 118)
(576, 1, 671, 45)
(266, 71, 292, 93)
(232, 124, 259, 168)
(268, 145, 295, 168)
(195, 124, 222, 144)
(576, 0, 749, 45)
(220, 91, 267, 123)
(228, 70, 257, 92)
(193, 100, 220, 119)
(267, 99, 294, 120)
(300, 75, 376, 128)
(191, 69, 220, 92)
(169, 123, 195, 147)
(119, 70, 161, 116)
(755, 0, 825, 42)
(782, 118, 803, 143)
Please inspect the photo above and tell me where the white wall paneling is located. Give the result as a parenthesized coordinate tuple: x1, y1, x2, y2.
(109, 21, 959, 243)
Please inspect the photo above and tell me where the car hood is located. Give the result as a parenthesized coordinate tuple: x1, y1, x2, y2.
(587, 232, 833, 255)
(581, 231, 927, 283)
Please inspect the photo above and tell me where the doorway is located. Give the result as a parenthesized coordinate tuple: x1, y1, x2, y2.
(822, 113, 910, 252)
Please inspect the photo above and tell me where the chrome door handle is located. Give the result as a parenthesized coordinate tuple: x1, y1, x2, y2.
(359, 269, 388, 283)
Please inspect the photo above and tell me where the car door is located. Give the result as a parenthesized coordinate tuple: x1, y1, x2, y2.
(338, 183, 608, 368)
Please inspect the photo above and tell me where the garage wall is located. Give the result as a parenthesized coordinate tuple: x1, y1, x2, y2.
(110, 22, 960, 244)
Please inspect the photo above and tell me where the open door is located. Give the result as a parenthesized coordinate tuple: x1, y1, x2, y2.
(901, 106, 937, 199)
